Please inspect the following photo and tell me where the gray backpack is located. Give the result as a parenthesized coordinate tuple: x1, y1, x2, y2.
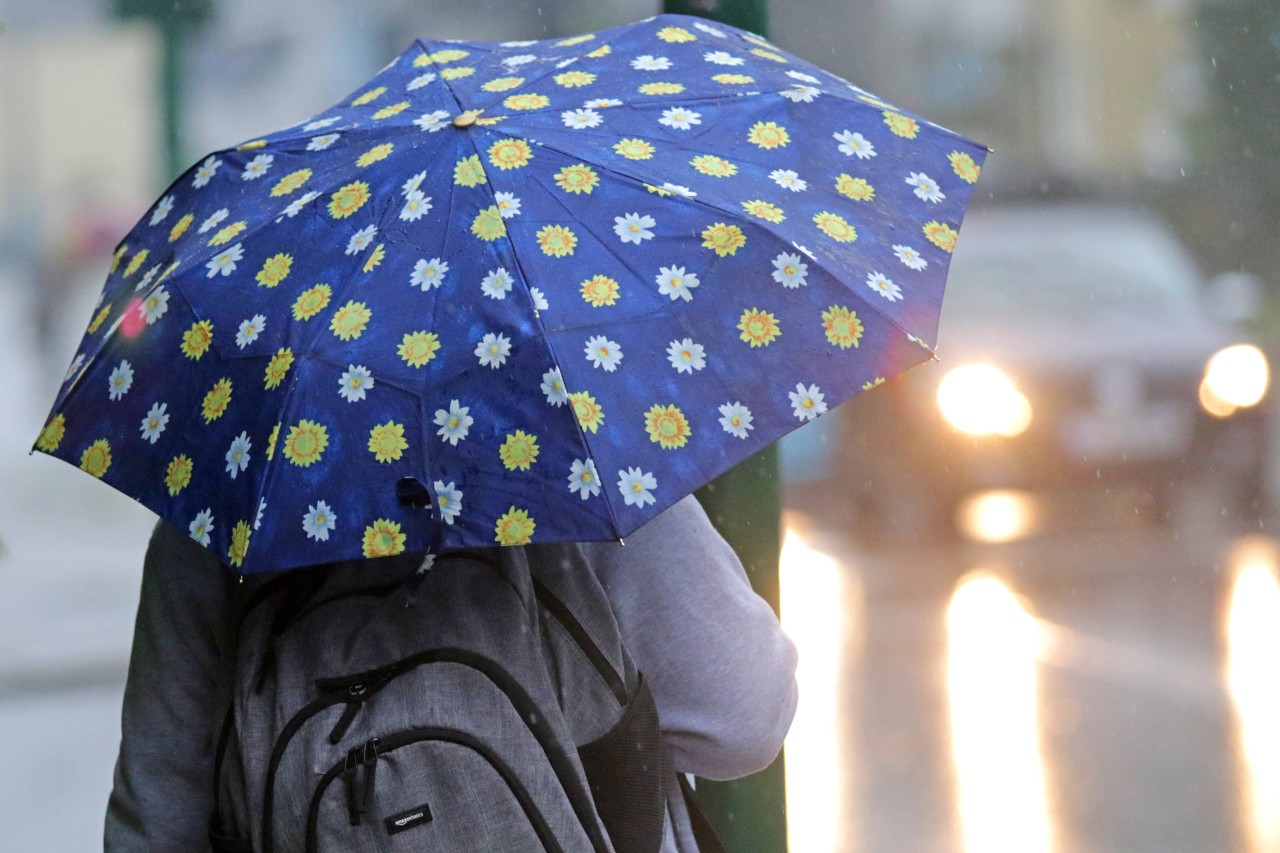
(206, 544, 673, 853)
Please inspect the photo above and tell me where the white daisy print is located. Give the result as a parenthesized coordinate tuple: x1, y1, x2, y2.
(789, 383, 828, 422)
(834, 130, 875, 159)
(199, 208, 229, 234)
(134, 264, 161, 292)
(108, 359, 134, 401)
(149, 195, 174, 226)
(562, 108, 603, 129)
(614, 213, 656, 244)
(893, 244, 929, 271)
(667, 338, 707, 373)
(618, 467, 658, 508)
(236, 314, 266, 349)
(585, 335, 623, 372)
(302, 501, 337, 541)
(503, 53, 537, 67)
(769, 169, 808, 192)
(241, 153, 274, 180)
(656, 265, 700, 302)
(771, 252, 809, 289)
(434, 399, 474, 445)
(306, 133, 340, 151)
(398, 172, 425, 196)
(786, 70, 821, 83)
(475, 333, 512, 369)
(541, 368, 569, 406)
(281, 191, 320, 218)
(568, 459, 602, 500)
(400, 191, 432, 221)
(693, 21, 726, 36)
(139, 402, 169, 444)
(718, 402, 754, 439)
(704, 50, 744, 66)
(866, 271, 904, 302)
(254, 498, 267, 531)
(64, 353, 85, 384)
(193, 156, 221, 188)
(225, 431, 251, 478)
(660, 183, 696, 198)
(414, 110, 451, 132)
(433, 481, 463, 525)
(659, 107, 701, 130)
(584, 98, 623, 109)
(411, 258, 448, 291)
(407, 72, 437, 90)
(302, 116, 340, 131)
(791, 241, 816, 259)
(338, 365, 374, 402)
(189, 509, 214, 547)
(346, 225, 378, 255)
(141, 288, 170, 324)
(206, 243, 244, 277)
(906, 171, 945, 203)
(632, 54, 672, 71)
(481, 267, 514, 300)
(494, 192, 522, 218)
(530, 287, 549, 312)
(779, 85, 819, 103)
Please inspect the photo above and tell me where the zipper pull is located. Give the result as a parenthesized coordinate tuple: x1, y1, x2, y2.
(342, 744, 364, 826)
(361, 738, 382, 821)
(327, 684, 366, 744)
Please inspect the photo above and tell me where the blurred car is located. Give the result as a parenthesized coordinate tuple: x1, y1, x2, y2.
(783, 203, 1272, 544)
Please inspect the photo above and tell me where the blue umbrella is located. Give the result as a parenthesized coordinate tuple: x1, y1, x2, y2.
(33, 13, 987, 574)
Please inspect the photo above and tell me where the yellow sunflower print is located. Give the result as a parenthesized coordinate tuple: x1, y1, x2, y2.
(168, 214, 193, 242)
(702, 222, 748, 256)
(923, 220, 958, 252)
(164, 454, 193, 495)
(747, 121, 790, 149)
(499, 430, 540, 472)
(398, 331, 441, 367)
(503, 93, 550, 110)
(208, 221, 247, 246)
(494, 507, 536, 546)
(738, 308, 781, 347)
(293, 283, 332, 321)
(228, 520, 251, 568)
(613, 138, 655, 160)
(581, 275, 620, 307)
(330, 301, 372, 341)
(740, 200, 785, 224)
(488, 139, 533, 170)
(644, 404, 692, 450)
(356, 143, 394, 168)
(36, 414, 65, 452)
(569, 391, 604, 433)
(363, 519, 407, 558)
(554, 164, 599, 194)
(883, 111, 919, 139)
(263, 348, 294, 390)
(821, 305, 864, 349)
(201, 378, 233, 423)
(256, 253, 293, 288)
(181, 320, 214, 360)
(284, 419, 328, 467)
(471, 206, 506, 241)
(454, 155, 487, 187)
(554, 70, 596, 88)
(369, 421, 408, 463)
(537, 225, 577, 257)
(79, 438, 112, 478)
(270, 169, 312, 197)
(813, 211, 858, 243)
(328, 181, 371, 219)
(835, 174, 875, 201)
(949, 151, 981, 183)
(690, 155, 737, 178)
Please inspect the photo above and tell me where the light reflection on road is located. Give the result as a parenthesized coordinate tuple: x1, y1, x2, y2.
(946, 573, 1055, 853)
(780, 528, 860, 853)
(1226, 537, 1280, 853)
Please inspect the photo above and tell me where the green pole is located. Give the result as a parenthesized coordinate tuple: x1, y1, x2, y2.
(661, 5, 787, 851)
(111, 0, 212, 185)
(158, 13, 185, 183)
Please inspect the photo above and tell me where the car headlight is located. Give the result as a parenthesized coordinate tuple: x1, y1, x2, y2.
(936, 364, 1032, 437)
(1201, 344, 1269, 417)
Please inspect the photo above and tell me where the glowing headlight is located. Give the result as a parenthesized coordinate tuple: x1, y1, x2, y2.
(1201, 344, 1269, 417)
(937, 364, 1032, 437)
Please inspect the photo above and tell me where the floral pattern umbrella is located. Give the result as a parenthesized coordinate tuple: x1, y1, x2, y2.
(33, 13, 987, 575)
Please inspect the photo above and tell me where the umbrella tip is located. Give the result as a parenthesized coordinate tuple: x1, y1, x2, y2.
(452, 112, 477, 128)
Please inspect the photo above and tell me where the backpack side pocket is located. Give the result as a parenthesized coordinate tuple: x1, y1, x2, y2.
(577, 675, 669, 853)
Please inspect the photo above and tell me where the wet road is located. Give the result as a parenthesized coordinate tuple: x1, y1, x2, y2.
(782, 506, 1275, 852)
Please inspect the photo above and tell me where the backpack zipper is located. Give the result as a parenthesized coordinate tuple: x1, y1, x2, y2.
(304, 728, 565, 853)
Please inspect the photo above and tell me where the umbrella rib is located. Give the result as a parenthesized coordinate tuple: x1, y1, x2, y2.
(440, 107, 629, 544)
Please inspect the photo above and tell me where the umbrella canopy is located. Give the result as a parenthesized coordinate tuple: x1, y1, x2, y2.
(33, 13, 987, 574)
